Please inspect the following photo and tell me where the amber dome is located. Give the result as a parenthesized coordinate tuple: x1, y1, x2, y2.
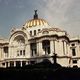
(24, 10, 49, 28)
(25, 18, 49, 28)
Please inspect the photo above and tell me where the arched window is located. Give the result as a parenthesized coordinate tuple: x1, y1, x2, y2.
(42, 40, 50, 55)
(30, 31, 32, 36)
(13, 36, 25, 56)
(72, 48, 76, 56)
(34, 30, 36, 35)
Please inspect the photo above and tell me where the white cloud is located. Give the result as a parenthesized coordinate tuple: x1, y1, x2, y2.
(37, 0, 80, 36)
(40, 0, 74, 23)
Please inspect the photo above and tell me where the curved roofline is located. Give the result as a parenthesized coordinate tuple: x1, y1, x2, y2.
(23, 18, 49, 28)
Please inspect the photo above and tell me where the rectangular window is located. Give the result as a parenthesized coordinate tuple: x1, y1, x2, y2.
(20, 50, 22, 55)
(73, 65, 78, 68)
(34, 30, 36, 35)
(72, 48, 76, 56)
(2, 63, 5, 66)
(17, 50, 19, 56)
(34, 49, 37, 54)
(4, 47, 8, 53)
(23, 50, 25, 56)
(73, 60, 77, 64)
(17, 53, 19, 56)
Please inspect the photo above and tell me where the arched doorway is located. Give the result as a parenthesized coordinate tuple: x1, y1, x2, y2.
(12, 35, 26, 57)
(42, 40, 50, 55)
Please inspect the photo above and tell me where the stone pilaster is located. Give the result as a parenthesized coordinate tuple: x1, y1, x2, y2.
(50, 40, 54, 56)
(38, 42, 43, 56)
(54, 40, 56, 54)
(25, 44, 31, 58)
(37, 42, 39, 56)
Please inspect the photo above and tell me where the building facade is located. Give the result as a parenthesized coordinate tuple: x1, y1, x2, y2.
(0, 11, 80, 68)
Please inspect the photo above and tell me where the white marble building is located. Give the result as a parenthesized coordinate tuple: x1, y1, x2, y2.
(0, 10, 80, 68)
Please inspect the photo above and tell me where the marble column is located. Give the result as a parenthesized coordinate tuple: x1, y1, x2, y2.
(4, 62, 7, 68)
(14, 61, 16, 67)
(26, 61, 28, 65)
(20, 61, 22, 67)
(8, 62, 10, 67)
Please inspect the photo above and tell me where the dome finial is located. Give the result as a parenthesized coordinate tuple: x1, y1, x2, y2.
(34, 10, 38, 19)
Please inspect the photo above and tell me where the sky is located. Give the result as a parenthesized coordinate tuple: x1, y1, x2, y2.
(0, 0, 80, 38)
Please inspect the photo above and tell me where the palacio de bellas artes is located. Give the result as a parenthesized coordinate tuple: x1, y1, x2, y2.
(0, 10, 80, 68)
